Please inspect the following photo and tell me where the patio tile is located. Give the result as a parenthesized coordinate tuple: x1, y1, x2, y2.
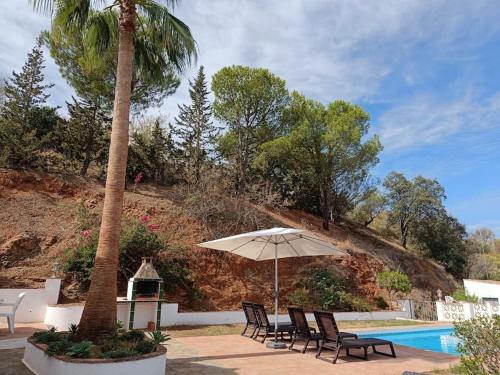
(166, 334, 459, 375)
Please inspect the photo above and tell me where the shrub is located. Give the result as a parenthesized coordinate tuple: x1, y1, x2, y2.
(102, 349, 138, 359)
(454, 315, 500, 375)
(307, 269, 352, 311)
(452, 288, 479, 303)
(120, 329, 146, 343)
(148, 330, 170, 345)
(64, 218, 165, 283)
(287, 287, 311, 307)
(68, 323, 78, 338)
(32, 328, 59, 344)
(65, 341, 93, 358)
(375, 296, 389, 310)
(46, 337, 72, 357)
(350, 296, 372, 312)
(135, 340, 156, 354)
(378, 270, 412, 307)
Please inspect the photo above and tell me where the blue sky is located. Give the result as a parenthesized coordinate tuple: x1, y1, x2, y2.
(1, 0, 499, 234)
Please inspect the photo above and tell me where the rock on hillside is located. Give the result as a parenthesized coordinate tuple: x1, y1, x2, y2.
(0, 168, 456, 309)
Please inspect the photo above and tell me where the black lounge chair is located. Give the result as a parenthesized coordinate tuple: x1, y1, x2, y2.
(313, 310, 396, 363)
(288, 306, 358, 354)
(241, 301, 258, 338)
(253, 303, 294, 344)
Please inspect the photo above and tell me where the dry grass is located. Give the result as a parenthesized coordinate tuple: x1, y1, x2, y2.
(166, 319, 433, 338)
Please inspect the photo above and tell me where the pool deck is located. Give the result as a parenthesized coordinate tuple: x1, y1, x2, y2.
(0, 322, 459, 375)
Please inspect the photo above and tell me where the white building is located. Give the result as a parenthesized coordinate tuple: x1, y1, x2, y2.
(463, 279, 500, 303)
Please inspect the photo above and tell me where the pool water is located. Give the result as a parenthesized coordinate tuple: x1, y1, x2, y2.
(359, 327, 459, 355)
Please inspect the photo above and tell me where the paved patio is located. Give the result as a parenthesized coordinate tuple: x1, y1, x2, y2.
(0, 323, 459, 375)
(166, 334, 459, 375)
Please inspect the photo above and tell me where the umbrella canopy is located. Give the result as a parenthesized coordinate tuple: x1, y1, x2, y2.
(198, 227, 346, 260)
(198, 227, 347, 348)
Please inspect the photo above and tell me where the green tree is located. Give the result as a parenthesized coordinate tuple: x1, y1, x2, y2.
(260, 92, 382, 230)
(127, 118, 179, 185)
(413, 213, 469, 276)
(351, 191, 387, 227)
(31, 0, 196, 341)
(0, 41, 54, 167)
(43, 20, 181, 114)
(383, 172, 445, 248)
(175, 66, 218, 183)
(454, 315, 500, 375)
(212, 65, 289, 195)
(377, 270, 412, 307)
(59, 97, 111, 176)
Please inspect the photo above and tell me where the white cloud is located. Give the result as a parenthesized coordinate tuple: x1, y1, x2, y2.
(378, 93, 500, 152)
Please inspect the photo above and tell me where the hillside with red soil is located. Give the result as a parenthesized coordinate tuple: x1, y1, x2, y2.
(0, 169, 456, 311)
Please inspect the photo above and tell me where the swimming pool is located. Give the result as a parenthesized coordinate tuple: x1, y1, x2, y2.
(359, 327, 459, 355)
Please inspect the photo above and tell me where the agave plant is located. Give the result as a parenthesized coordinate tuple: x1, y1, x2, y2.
(148, 330, 170, 345)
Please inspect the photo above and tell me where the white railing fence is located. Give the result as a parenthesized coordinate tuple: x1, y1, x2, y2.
(436, 301, 500, 321)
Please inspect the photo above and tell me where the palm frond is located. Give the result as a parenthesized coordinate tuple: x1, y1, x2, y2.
(83, 9, 119, 59)
(137, 1, 197, 72)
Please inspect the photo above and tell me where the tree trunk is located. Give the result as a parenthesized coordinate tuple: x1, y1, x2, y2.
(321, 186, 330, 231)
(76, 3, 135, 342)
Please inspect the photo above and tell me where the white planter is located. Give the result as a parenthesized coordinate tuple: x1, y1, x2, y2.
(23, 340, 166, 375)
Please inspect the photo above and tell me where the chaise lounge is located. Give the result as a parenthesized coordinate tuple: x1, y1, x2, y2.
(288, 306, 358, 353)
(253, 303, 294, 343)
(241, 301, 259, 338)
(314, 310, 396, 363)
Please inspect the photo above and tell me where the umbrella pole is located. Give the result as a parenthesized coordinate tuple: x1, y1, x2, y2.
(266, 241, 286, 349)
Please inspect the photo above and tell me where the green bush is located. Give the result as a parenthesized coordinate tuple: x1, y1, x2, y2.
(65, 341, 93, 358)
(287, 287, 311, 307)
(378, 270, 412, 306)
(307, 269, 352, 311)
(454, 315, 500, 375)
(148, 330, 170, 345)
(64, 218, 165, 283)
(134, 340, 156, 354)
(102, 349, 138, 359)
(452, 288, 479, 303)
(120, 329, 146, 343)
(350, 296, 372, 312)
(32, 328, 59, 344)
(375, 296, 389, 310)
(46, 338, 72, 357)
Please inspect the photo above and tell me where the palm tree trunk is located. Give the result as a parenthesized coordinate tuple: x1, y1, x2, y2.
(76, 3, 135, 341)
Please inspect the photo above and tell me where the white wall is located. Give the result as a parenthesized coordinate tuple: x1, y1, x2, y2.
(0, 279, 60, 323)
(464, 279, 500, 301)
(45, 302, 411, 330)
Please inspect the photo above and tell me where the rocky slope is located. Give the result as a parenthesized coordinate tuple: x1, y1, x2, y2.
(0, 168, 457, 310)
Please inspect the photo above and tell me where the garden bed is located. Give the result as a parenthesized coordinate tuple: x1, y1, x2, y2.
(22, 327, 168, 375)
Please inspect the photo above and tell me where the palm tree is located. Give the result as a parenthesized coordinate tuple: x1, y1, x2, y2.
(30, 0, 196, 341)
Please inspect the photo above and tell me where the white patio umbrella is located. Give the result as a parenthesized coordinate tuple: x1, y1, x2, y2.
(197, 227, 347, 349)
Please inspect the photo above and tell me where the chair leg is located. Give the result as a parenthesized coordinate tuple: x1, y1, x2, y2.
(241, 323, 248, 336)
(289, 332, 297, 351)
(250, 324, 258, 339)
(253, 326, 261, 341)
(301, 337, 310, 354)
(259, 328, 268, 343)
(363, 346, 368, 360)
(7, 316, 14, 334)
(333, 346, 342, 364)
(315, 342, 323, 359)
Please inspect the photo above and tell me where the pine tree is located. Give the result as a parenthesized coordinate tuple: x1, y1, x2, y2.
(60, 97, 111, 176)
(0, 40, 54, 167)
(127, 119, 180, 185)
(175, 66, 218, 183)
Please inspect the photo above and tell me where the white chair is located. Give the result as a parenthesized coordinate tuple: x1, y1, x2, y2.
(0, 292, 26, 334)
